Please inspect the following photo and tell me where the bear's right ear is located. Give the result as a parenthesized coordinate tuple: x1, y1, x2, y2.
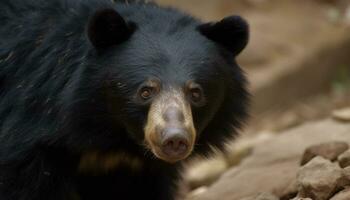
(197, 16, 249, 56)
(87, 9, 135, 50)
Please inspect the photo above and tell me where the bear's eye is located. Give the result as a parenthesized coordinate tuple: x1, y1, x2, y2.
(188, 83, 205, 107)
(190, 88, 201, 101)
(137, 79, 161, 103)
(190, 88, 203, 102)
(139, 86, 156, 100)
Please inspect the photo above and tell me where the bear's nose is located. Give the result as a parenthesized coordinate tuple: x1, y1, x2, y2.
(161, 127, 190, 158)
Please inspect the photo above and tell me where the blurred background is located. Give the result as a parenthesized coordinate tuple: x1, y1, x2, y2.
(154, 0, 350, 132)
(152, 0, 350, 199)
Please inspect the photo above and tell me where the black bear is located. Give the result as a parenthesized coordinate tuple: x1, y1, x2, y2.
(0, 0, 249, 199)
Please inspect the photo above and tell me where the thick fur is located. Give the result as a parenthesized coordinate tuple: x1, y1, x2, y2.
(0, 0, 249, 200)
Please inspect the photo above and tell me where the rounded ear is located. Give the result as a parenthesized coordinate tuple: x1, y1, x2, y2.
(197, 16, 249, 56)
(87, 8, 136, 50)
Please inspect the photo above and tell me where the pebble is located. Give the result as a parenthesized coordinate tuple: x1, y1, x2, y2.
(338, 150, 350, 168)
(332, 108, 350, 122)
(297, 156, 343, 200)
(300, 141, 349, 166)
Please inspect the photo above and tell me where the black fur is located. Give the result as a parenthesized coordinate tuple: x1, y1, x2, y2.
(198, 16, 249, 56)
(0, 0, 249, 199)
(87, 9, 136, 50)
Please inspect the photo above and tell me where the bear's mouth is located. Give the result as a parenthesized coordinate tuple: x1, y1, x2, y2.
(149, 144, 193, 163)
(145, 131, 195, 163)
(144, 89, 196, 163)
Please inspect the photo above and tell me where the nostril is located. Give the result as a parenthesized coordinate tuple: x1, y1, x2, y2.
(164, 137, 188, 150)
(161, 128, 188, 145)
(177, 140, 188, 152)
(167, 140, 174, 148)
(161, 129, 190, 157)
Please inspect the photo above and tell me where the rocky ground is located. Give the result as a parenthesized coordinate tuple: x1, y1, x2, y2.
(185, 108, 350, 200)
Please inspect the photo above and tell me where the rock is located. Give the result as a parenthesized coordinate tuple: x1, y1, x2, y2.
(189, 159, 299, 200)
(185, 156, 228, 189)
(297, 156, 343, 200)
(225, 132, 274, 167)
(187, 186, 208, 199)
(332, 108, 350, 122)
(338, 166, 350, 188)
(291, 198, 312, 200)
(330, 188, 350, 200)
(300, 141, 349, 165)
(225, 145, 252, 167)
(240, 193, 279, 200)
(343, 167, 350, 180)
(253, 193, 279, 200)
(338, 150, 350, 168)
(187, 119, 350, 200)
(186, 133, 273, 190)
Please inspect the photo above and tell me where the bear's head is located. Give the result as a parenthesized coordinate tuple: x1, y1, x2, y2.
(85, 7, 249, 163)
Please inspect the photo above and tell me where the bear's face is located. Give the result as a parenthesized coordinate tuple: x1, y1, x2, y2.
(87, 8, 249, 163)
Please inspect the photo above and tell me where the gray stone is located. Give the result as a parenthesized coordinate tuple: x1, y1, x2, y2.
(343, 167, 350, 180)
(330, 188, 350, 200)
(338, 166, 350, 187)
(300, 141, 349, 166)
(253, 193, 279, 200)
(338, 150, 350, 168)
(290, 198, 312, 200)
(297, 156, 343, 200)
(240, 193, 279, 200)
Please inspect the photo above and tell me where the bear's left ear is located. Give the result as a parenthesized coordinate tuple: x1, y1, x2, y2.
(197, 16, 249, 56)
(87, 8, 136, 50)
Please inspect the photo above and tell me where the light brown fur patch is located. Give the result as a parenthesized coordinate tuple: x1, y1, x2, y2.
(144, 88, 196, 162)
